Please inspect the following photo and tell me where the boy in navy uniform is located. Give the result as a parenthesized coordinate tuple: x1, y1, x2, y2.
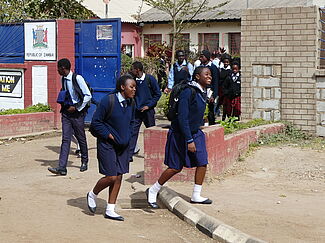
(129, 61, 161, 162)
(48, 58, 91, 175)
(199, 50, 220, 125)
(165, 50, 194, 92)
(87, 75, 136, 221)
(146, 67, 213, 208)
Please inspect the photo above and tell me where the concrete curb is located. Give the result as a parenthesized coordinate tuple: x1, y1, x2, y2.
(158, 187, 267, 243)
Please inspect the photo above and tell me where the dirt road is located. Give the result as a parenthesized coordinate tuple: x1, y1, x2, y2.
(0, 133, 214, 243)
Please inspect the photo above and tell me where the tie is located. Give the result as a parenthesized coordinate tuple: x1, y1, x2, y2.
(121, 100, 127, 108)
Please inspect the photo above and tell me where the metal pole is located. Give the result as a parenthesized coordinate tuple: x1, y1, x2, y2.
(105, 3, 108, 18)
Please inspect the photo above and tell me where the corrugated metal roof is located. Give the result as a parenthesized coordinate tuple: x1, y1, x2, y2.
(140, 0, 311, 23)
(81, 0, 151, 23)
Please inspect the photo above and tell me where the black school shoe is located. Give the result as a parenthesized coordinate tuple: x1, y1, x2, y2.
(104, 214, 124, 221)
(190, 199, 213, 204)
(80, 163, 88, 172)
(48, 167, 67, 176)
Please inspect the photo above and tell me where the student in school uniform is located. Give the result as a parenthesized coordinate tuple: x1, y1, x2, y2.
(146, 66, 213, 208)
(129, 61, 161, 162)
(217, 54, 232, 117)
(86, 75, 136, 221)
(223, 62, 241, 121)
(199, 50, 220, 125)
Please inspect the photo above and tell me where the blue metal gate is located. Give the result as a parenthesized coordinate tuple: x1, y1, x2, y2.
(75, 18, 121, 123)
(0, 23, 24, 63)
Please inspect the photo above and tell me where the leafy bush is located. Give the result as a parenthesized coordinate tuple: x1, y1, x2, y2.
(0, 103, 51, 115)
(121, 54, 161, 78)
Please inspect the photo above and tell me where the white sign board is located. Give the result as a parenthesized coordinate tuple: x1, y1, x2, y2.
(0, 69, 23, 98)
(24, 21, 56, 61)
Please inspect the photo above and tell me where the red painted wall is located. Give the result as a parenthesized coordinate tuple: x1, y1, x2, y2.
(121, 23, 142, 57)
(144, 123, 285, 185)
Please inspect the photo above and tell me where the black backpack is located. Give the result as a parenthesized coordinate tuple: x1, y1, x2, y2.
(166, 80, 196, 121)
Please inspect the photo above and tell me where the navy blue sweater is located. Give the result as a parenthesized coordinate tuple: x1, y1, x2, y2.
(171, 86, 206, 142)
(91, 94, 135, 147)
(135, 74, 161, 110)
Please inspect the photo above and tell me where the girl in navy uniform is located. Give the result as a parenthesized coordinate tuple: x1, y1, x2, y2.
(87, 75, 136, 221)
(223, 62, 241, 121)
(147, 67, 213, 208)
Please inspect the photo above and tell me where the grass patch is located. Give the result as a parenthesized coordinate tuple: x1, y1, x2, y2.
(217, 117, 273, 134)
(0, 103, 51, 115)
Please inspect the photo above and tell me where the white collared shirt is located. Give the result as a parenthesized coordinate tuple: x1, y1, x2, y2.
(116, 92, 126, 107)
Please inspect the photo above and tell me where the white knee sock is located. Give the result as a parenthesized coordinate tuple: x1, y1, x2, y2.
(106, 203, 121, 218)
(191, 184, 208, 202)
(88, 190, 97, 208)
(148, 181, 162, 203)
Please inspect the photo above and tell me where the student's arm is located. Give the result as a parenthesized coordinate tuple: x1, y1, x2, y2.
(75, 75, 92, 111)
(177, 88, 193, 143)
(167, 65, 174, 89)
(90, 95, 112, 140)
(146, 75, 162, 108)
(187, 63, 194, 79)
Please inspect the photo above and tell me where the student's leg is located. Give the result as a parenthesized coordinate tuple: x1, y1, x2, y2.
(105, 175, 124, 219)
(72, 111, 88, 166)
(58, 113, 73, 169)
(129, 112, 143, 161)
(147, 168, 181, 205)
(191, 165, 212, 204)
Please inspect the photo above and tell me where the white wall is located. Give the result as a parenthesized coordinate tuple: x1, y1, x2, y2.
(32, 65, 48, 105)
(141, 21, 241, 56)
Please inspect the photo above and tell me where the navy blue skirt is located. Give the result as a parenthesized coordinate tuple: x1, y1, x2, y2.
(164, 129, 208, 170)
(97, 139, 130, 176)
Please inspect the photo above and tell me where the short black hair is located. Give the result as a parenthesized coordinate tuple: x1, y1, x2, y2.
(176, 50, 185, 57)
(57, 58, 71, 70)
(116, 74, 135, 91)
(132, 61, 143, 71)
(220, 54, 231, 62)
(192, 66, 210, 81)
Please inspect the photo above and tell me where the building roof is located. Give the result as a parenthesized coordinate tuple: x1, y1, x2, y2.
(81, 0, 151, 23)
(140, 0, 313, 23)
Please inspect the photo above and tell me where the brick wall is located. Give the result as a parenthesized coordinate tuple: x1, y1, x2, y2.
(241, 6, 319, 133)
(0, 112, 55, 138)
(144, 123, 285, 185)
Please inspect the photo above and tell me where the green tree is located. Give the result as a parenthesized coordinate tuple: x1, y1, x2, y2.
(143, 0, 228, 63)
(0, 0, 95, 22)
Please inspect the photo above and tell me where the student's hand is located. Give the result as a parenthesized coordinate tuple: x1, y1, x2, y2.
(67, 106, 76, 113)
(108, 133, 115, 141)
(208, 97, 215, 103)
(140, 106, 149, 112)
(187, 142, 196, 153)
(164, 87, 171, 94)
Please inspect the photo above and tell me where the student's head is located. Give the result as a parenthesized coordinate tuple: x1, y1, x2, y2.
(232, 62, 240, 74)
(193, 66, 211, 88)
(199, 50, 211, 65)
(116, 74, 136, 99)
(176, 50, 185, 64)
(130, 61, 144, 78)
(57, 58, 71, 76)
(221, 54, 231, 68)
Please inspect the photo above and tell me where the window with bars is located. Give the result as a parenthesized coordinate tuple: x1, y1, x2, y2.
(169, 33, 190, 54)
(228, 33, 241, 56)
(198, 33, 219, 52)
(143, 34, 162, 55)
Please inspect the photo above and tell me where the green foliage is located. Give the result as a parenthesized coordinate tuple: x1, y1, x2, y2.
(0, 0, 95, 22)
(217, 118, 273, 134)
(156, 93, 170, 116)
(0, 103, 51, 115)
(121, 54, 161, 78)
